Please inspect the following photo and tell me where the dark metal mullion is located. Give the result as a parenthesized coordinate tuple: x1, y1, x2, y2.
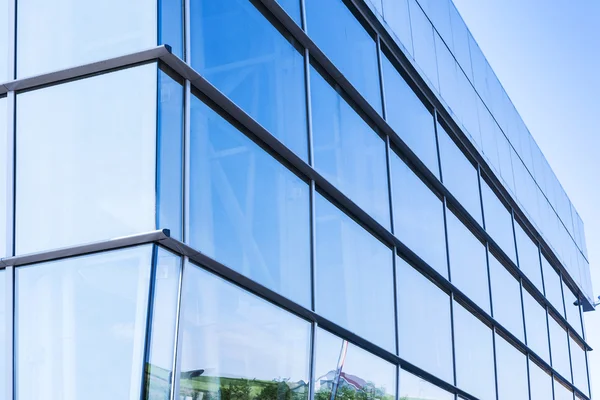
(491, 328, 500, 400)
(308, 321, 317, 400)
(169, 256, 185, 400)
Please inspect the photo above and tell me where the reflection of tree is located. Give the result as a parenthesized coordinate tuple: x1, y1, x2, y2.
(179, 375, 308, 400)
(315, 380, 394, 400)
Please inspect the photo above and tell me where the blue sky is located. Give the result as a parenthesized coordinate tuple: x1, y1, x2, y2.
(452, 0, 600, 393)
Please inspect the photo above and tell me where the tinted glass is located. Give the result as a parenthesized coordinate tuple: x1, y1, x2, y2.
(189, 94, 311, 308)
(314, 329, 396, 400)
(159, 0, 183, 58)
(570, 336, 589, 396)
(453, 301, 495, 400)
(0, 0, 7, 81)
(489, 255, 524, 341)
(0, 97, 6, 257)
(190, 0, 308, 160)
(529, 360, 553, 400)
(144, 248, 181, 400)
(315, 194, 395, 352)
(16, 246, 153, 400)
(523, 289, 550, 364)
(311, 68, 390, 229)
(397, 257, 453, 382)
(482, 181, 516, 263)
(495, 334, 528, 400)
(277, 0, 302, 25)
(409, 0, 438, 90)
(16, 65, 157, 255)
(17, 0, 156, 77)
(542, 256, 565, 316)
(382, 54, 439, 177)
(306, 0, 382, 112)
(549, 315, 571, 382)
(447, 211, 490, 314)
(563, 283, 583, 338)
(178, 262, 311, 400)
(554, 379, 574, 400)
(381, 0, 412, 54)
(0, 271, 5, 394)
(438, 124, 482, 225)
(515, 223, 543, 293)
(399, 369, 453, 400)
(391, 154, 447, 277)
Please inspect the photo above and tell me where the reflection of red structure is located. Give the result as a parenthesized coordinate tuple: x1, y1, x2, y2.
(339, 372, 366, 391)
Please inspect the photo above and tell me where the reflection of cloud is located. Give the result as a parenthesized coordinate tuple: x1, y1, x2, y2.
(111, 322, 135, 339)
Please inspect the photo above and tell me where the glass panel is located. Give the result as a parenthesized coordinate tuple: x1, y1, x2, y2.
(277, 0, 302, 25)
(0, 0, 7, 81)
(0, 97, 6, 257)
(189, 94, 311, 307)
(438, 123, 483, 225)
(570, 336, 589, 396)
(391, 153, 447, 277)
(17, 0, 156, 77)
(16, 245, 153, 400)
(453, 301, 496, 400)
(515, 223, 543, 293)
(408, 0, 438, 90)
(157, 69, 184, 240)
(554, 379, 574, 400)
(523, 289, 550, 364)
(548, 315, 572, 382)
(311, 67, 390, 228)
(397, 257, 453, 382)
(16, 65, 157, 255)
(447, 211, 490, 314)
(144, 248, 181, 400)
(159, 0, 183, 58)
(381, 0, 412, 54)
(315, 193, 395, 352)
(563, 282, 583, 338)
(541, 256, 565, 317)
(399, 369, 453, 400)
(190, 0, 308, 160)
(495, 334, 528, 400)
(0, 270, 5, 394)
(489, 254, 524, 341)
(528, 360, 552, 400)
(178, 262, 311, 400)
(306, 0, 382, 112)
(382, 54, 439, 178)
(482, 181, 516, 264)
(314, 329, 396, 400)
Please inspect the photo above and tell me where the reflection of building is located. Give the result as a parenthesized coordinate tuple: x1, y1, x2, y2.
(0, 0, 592, 400)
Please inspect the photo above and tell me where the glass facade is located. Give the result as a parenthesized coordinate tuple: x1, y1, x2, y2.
(0, 0, 592, 399)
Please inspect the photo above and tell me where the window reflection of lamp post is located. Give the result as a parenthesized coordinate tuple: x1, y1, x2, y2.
(330, 341, 349, 400)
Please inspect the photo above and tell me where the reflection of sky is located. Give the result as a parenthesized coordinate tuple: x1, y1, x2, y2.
(398, 370, 453, 400)
(0, 97, 6, 257)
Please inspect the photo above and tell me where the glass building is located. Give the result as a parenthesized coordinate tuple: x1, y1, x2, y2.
(0, 0, 593, 399)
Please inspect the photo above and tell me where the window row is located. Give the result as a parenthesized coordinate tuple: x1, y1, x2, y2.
(0, 244, 587, 400)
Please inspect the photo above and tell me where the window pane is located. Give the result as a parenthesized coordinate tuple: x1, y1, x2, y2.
(144, 248, 181, 400)
(397, 257, 453, 382)
(529, 360, 552, 400)
(489, 254, 524, 341)
(315, 193, 395, 352)
(563, 283, 583, 338)
(399, 369, 453, 400)
(515, 223, 543, 293)
(16, 246, 153, 400)
(0, 0, 7, 81)
(495, 334, 528, 400)
(381, 0, 412, 54)
(178, 262, 311, 400)
(542, 256, 565, 317)
(523, 289, 550, 364)
(0, 271, 5, 394)
(311, 68, 390, 229)
(382, 54, 439, 177)
(17, 0, 156, 77)
(549, 315, 572, 382)
(314, 329, 396, 400)
(305, 0, 382, 112)
(570, 336, 589, 396)
(159, 0, 183, 58)
(554, 379, 574, 400)
(447, 211, 490, 314)
(277, 0, 302, 25)
(189, 94, 311, 308)
(453, 301, 496, 400)
(0, 97, 6, 257)
(409, 0, 438, 90)
(391, 153, 447, 277)
(438, 124, 483, 225)
(190, 0, 308, 160)
(482, 181, 516, 263)
(16, 65, 157, 255)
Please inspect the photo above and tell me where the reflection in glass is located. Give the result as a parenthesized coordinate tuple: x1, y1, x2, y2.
(306, 0, 382, 112)
(563, 283, 583, 338)
(523, 289, 550, 364)
(314, 329, 395, 400)
(0, 271, 5, 394)
(16, 246, 153, 400)
(489, 255, 524, 341)
(382, 54, 439, 178)
(16, 65, 157, 255)
(408, 0, 438, 90)
(0, 0, 7, 81)
(515, 223, 543, 293)
(399, 370, 453, 400)
(381, 0, 412, 54)
(144, 248, 181, 400)
(453, 301, 495, 400)
(159, 0, 184, 58)
(17, 0, 156, 77)
(495, 334, 528, 400)
(570, 336, 589, 396)
(397, 257, 453, 383)
(554, 379, 574, 400)
(542, 256, 565, 316)
(391, 154, 447, 277)
(315, 194, 395, 352)
(528, 360, 553, 400)
(311, 68, 390, 229)
(549, 315, 572, 382)
(481, 181, 516, 263)
(447, 211, 490, 314)
(277, 0, 302, 25)
(178, 262, 311, 400)
(0, 97, 6, 257)
(190, 0, 308, 159)
(189, 94, 311, 308)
